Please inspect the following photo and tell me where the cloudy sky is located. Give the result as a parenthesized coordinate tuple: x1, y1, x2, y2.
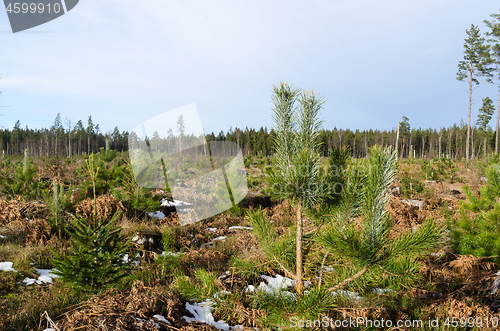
(0, 1, 499, 135)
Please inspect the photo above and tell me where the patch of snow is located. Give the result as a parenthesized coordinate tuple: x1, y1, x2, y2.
(184, 300, 241, 330)
(373, 288, 395, 295)
(0, 262, 17, 272)
(212, 236, 227, 242)
(153, 314, 171, 325)
(122, 254, 141, 266)
(23, 268, 59, 285)
(161, 198, 193, 207)
(247, 274, 296, 301)
(261, 274, 295, 291)
(200, 241, 214, 248)
(0, 235, 6, 239)
(148, 211, 165, 220)
(206, 227, 218, 232)
(214, 290, 231, 300)
(245, 285, 255, 293)
(228, 226, 253, 230)
(401, 199, 424, 210)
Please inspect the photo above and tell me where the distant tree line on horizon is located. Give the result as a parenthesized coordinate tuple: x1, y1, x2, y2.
(0, 113, 498, 160)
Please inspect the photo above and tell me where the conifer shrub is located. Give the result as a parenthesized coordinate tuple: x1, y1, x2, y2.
(112, 161, 160, 217)
(50, 212, 137, 291)
(42, 179, 77, 237)
(450, 164, 500, 260)
(0, 148, 40, 199)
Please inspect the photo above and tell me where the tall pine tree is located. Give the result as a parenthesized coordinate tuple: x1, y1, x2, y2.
(457, 24, 494, 161)
(485, 11, 500, 154)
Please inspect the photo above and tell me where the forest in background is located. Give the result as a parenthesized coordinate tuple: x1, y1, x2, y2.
(0, 114, 496, 160)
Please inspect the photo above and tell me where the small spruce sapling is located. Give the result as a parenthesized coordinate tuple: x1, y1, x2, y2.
(50, 154, 137, 291)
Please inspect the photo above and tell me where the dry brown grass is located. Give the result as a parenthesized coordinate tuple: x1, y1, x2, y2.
(0, 199, 21, 226)
(75, 195, 125, 222)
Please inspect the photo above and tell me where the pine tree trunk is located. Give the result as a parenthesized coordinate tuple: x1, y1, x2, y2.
(295, 201, 303, 296)
(401, 138, 405, 159)
(484, 136, 487, 158)
(68, 127, 71, 158)
(466, 61, 473, 161)
(496, 87, 500, 155)
(422, 136, 425, 158)
(364, 134, 367, 157)
(438, 134, 442, 158)
(395, 122, 400, 159)
(471, 127, 475, 159)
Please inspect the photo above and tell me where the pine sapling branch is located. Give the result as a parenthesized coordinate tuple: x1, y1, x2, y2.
(327, 264, 369, 293)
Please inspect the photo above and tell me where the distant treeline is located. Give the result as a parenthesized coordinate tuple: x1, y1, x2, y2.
(0, 114, 496, 159)
(208, 121, 495, 159)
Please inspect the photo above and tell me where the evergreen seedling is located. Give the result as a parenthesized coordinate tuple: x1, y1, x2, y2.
(450, 164, 500, 260)
(267, 82, 329, 295)
(319, 146, 443, 291)
(50, 212, 136, 291)
(0, 148, 39, 199)
(51, 153, 137, 291)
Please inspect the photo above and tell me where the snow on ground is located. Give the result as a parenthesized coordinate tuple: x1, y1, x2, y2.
(246, 274, 296, 300)
(161, 198, 193, 207)
(212, 236, 227, 242)
(122, 254, 141, 267)
(228, 226, 253, 230)
(243, 274, 362, 302)
(153, 314, 172, 325)
(373, 288, 395, 295)
(206, 227, 218, 233)
(148, 211, 166, 220)
(0, 262, 17, 272)
(23, 268, 59, 285)
(183, 300, 242, 330)
(0, 235, 6, 239)
(213, 290, 231, 300)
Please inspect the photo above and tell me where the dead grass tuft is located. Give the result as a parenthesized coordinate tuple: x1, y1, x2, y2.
(56, 280, 177, 330)
(75, 195, 125, 222)
(0, 199, 21, 225)
(181, 250, 229, 271)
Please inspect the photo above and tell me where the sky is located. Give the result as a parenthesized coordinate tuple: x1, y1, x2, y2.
(0, 0, 500, 135)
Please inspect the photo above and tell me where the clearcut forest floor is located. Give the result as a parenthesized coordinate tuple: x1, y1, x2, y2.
(0, 155, 499, 330)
